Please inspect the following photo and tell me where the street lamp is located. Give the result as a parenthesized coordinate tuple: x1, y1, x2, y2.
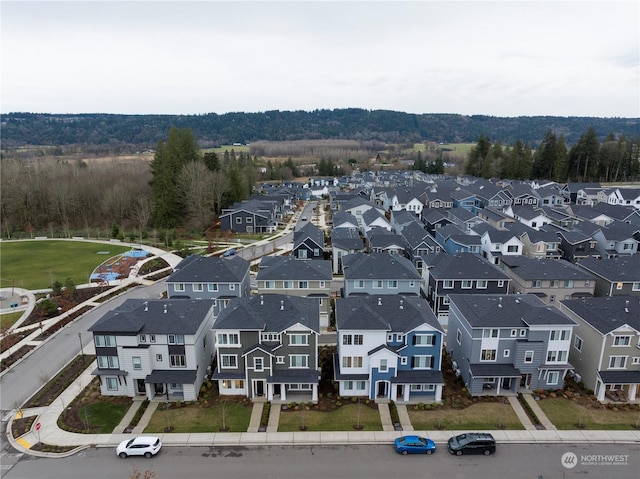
(78, 332, 84, 362)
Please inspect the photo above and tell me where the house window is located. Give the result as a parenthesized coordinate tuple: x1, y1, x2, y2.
(170, 355, 186, 367)
(608, 356, 627, 369)
(533, 280, 542, 288)
(547, 350, 568, 363)
(290, 355, 308, 368)
(564, 280, 574, 288)
(498, 280, 504, 287)
(520, 329, 526, 337)
(510, 329, 517, 337)
(456, 329, 462, 345)
(156, 354, 163, 362)
(150, 335, 156, 343)
(632, 357, 640, 365)
(168, 334, 184, 345)
(633, 282, 640, 291)
(230, 283, 236, 290)
(461, 280, 472, 289)
(276, 356, 285, 364)
(94, 335, 116, 347)
(443, 280, 453, 289)
(387, 334, 393, 342)
(217, 333, 239, 345)
(132, 357, 142, 370)
(139, 334, 146, 343)
(613, 336, 631, 347)
(616, 282, 623, 290)
(379, 359, 388, 372)
(298, 281, 308, 289)
(353, 334, 363, 345)
(265, 281, 275, 289)
(414, 334, 435, 346)
(503, 349, 510, 358)
(409, 281, 415, 287)
(524, 351, 534, 363)
(401, 357, 408, 365)
(388, 280, 398, 288)
(98, 356, 119, 369)
(477, 280, 487, 289)
(550, 330, 570, 341)
(373, 280, 383, 289)
(221, 355, 237, 368)
(483, 328, 499, 338)
(298, 249, 308, 259)
(313, 249, 320, 256)
(319, 281, 326, 288)
(193, 283, 204, 292)
(106, 377, 118, 391)
(481, 349, 496, 361)
(246, 216, 253, 223)
(573, 336, 583, 352)
(413, 355, 434, 369)
(551, 280, 560, 288)
(254, 357, 264, 371)
(547, 371, 560, 386)
(342, 335, 352, 345)
(261, 332, 281, 342)
(235, 217, 242, 224)
(442, 296, 450, 305)
(355, 280, 365, 289)
(174, 283, 185, 292)
(289, 334, 308, 346)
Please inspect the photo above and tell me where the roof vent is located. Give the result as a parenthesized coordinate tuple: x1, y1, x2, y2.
(498, 297, 502, 308)
(260, 295, 264, 305)
(399, 299, 404, 310)
(515, 298, 520, 304)
(163, 304, 167, 314)
(625, 300, 629, 313)
(144, 301, 148, 312)
(378, 297, 382, 306)
(280, 300, 284, 310)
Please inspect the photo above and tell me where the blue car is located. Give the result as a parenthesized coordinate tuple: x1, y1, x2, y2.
(222, 249, 236, 257)
(394, 435, 436, 455)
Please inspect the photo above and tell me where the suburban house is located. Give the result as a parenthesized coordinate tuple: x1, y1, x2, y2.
(367, 228, 406, 255)
(330, 228, 365, 274)
(508, 222, 562, 259)
(590, 202, 640, 226)
(447, 294, 576, 396)
(88, 298, 216, 401)
(576, 256, 640, 296)
(293, 222, 325, 260)
(390, 209, 420, 234)
(607, 187, 640, 209)
(447, 208, 484, 232)
(219, 199, 277, 233)
(589, 223, 640, 257)
(478, 228, 524, 265)
(504, 205, 552, 230)
(423, 252, 510, 327)
(532, 185, 568, 207)
(499, 256, 596, 305)
(421, 209, 452, 236)
(388, 187, 425, 216)
(256, 255, 332, 329)
(343, 197, 385, 228)
(556, 230, 601, 263)
(341, 252, 422, 297)
(434, 224, 482, 255)
(420, 188, 454, 210)
(361, 208, 392, 235)
(211, 294, 320, 402)
(165, 255, 250, 317)
(477, 207, 517, 230)
(507, 183, 539, 206)
(332, 211, 360, 233)
(334, 295, 444, 402)
(560, 296, 640, 402)
(401, 221, 441, 270)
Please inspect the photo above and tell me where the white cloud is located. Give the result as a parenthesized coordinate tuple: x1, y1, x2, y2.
(1, 0, 638, 116)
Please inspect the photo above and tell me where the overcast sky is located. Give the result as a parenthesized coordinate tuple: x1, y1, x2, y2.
(2, 1, 639, 117)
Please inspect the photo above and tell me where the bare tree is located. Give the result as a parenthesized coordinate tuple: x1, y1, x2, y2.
(177, 161, 214, 230)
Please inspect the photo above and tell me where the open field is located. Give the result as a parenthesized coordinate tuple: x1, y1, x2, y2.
(278, 403, 383, 432)
(408, 401, 524, 431)
(0, 241, 132, 290)
(203, 145, 251, 155)
(0, 311, 23, 330)
(537, 398, 640, 430)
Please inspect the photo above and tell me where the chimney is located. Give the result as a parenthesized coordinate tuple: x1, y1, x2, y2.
(280, 300, 284, 310)
(378, 297, 382, 306)
(399, 299, 404, 310)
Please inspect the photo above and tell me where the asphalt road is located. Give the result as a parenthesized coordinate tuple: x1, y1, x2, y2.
(3, 443, 639, 479)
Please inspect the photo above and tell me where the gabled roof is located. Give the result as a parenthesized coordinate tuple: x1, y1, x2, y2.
(362, 207, 390, 225)
(500, 256, 595, 281)
(448, 208, 479, 223)
(391, 209, 418, 227)
(509, 205, 549, 220)
(342, 252, 421, 280)
(166, 255, 249, 283)
(557, 229, 592, 245)
(576, 255, 640, 281)
(220, 199, 273, 218)
(560, 296, 640, 334)
(343, 196, 380, 210)
(449, 294, 576, 328)
(89, 299, 214, 335)
(336, 295, 443, 332)
(427, 252, 510, 280)
(401, 222, 430, 249)
(331, 228, 364, 250)
(256, 256, 332, 281)
(369, 231, 405, 249)
(591, 202, 639, 222)
(293, 222, 324, 248)
(422, 210, 450, 224)
(508, 222, 560, 243)
(212, 294, 319, 332)
(332, 211, 359, 227)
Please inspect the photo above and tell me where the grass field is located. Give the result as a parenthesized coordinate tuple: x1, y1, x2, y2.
(537, 398, 640, 430)
(144, 402, 252, 433)
(408, 401, 524, 431)
(202, 145, 251, 155)
(0, 241, 131, 290)
(78, 402, 131, 434)
(278, 403, 382, 432)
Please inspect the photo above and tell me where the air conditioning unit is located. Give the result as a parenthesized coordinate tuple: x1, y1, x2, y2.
(574, 373, 582, 383)
(452, 361, 458, 370)
(455, 369, 461, 377)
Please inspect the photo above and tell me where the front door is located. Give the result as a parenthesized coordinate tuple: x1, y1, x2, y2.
(520, 374, 531, 389)
(154, 383, 164, 395)
(273, 384, 281, 397)
(396, 385, 403, 400)
(254, 380, 265, 397)
(502, 378, 511, 390)
(136, 379, 146, 395)
(377, 381, 387, 397)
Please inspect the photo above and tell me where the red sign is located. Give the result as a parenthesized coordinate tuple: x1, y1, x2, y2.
(35, 422, 41, 431)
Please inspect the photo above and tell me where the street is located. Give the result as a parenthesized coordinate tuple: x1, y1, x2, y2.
(3, 443, 639, 479)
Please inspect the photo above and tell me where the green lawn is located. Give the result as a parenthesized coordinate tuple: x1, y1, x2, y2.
(78, 402, 131, 434)
(278, 404, 382, 432)
(1, 311, 24, 330)
(537, 398, 640, 430)
(408, 401, 524, 430)
(0, 241, 131, 290)
(144, 402, 252, 433)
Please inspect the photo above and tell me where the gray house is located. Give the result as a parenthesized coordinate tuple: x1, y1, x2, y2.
(219, 199, 277, 233)
(448, 294, 576, 396)
(560, 296, 640, 402)
(165, 255, 250, 317)
(211, 294, 320, 402)
(576, 255, 640, 297)
(293, 222, 325, 260)
(342, 252, 422, 297)
(331, 228, 365, 274)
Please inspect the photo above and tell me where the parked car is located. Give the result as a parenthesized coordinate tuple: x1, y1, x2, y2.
(394, 435, 436, 455)
(117, 436, 162, 459)
(222, 249, 237, 257)
(301, 216, 308, 221)
(447, 432, 495, 456)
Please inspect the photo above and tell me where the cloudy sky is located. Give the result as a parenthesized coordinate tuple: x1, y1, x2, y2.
(2, 1, 638, 117)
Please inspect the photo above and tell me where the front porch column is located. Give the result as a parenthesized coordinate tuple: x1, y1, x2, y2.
(145, 384, 153, 402)
(280, 385, 286, 402)
(596, 380, 606, 402)
(434, 384, 443, 402)
(628, 384, 637, 401)
(404, 386, 410, 402)
(267, 384, 274, 401)
(312, 384, 318, 402)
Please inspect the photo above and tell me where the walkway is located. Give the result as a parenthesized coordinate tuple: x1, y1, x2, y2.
(507, 396, 536, 430)
(521, 392, 557, 430)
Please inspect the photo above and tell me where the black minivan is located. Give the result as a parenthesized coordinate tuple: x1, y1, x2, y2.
(447, 432, 496, 455)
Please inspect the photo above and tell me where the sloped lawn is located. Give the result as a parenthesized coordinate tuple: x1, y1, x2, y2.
(278, 403, 382, 432)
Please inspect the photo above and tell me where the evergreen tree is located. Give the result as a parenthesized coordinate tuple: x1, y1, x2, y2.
(553, 134, 568, 182)
(531, 130, 557, 179)
(465, 135, 491, 177)
(203, 151, 220, 171)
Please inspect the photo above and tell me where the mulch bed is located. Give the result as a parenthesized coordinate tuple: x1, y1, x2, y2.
(25, 355, 96, 408)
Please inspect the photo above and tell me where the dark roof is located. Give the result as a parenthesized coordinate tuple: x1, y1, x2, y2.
(427, 252, 510, 280)
(342, 252, 421, 280)
(294, 222, 324, 247)
(500, 256, 595, 281)
(449, 294, 576, 328)
(331, 228, 364, 250)
(257, 256, 332, 281)
(336, 295, 443, 333)
(401, 222, 430, 249)
(332, 211, 359, 227)
(576, 255, 640, 281)
(166, 255, 249, 283)
(390, 369, 444, 384)
(469, 363, 521, 378)
(369, 232, 405, 249)
(212, 294, 319, 333)
(362, 208, 389, 225)
(598, 370, 640, 384)
(146, 369, 197, 384)
(560, 296, 640, 334)
(89, 299, 214, 335)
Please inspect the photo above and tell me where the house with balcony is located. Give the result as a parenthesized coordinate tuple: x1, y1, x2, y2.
(211, 294, 320, 402)
(447, 294, 576, 396)
(342, 252, 421, 297)
(560, 296, 640, 402)
(500, 256, 595, 305)
(256, 256, 332, 329)
(88, 298, 216, 401)
(334, 295, 444, 402)
(576, 255, 640, 297)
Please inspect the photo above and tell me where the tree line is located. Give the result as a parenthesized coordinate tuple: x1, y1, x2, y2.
(465, 128, 640, 183)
